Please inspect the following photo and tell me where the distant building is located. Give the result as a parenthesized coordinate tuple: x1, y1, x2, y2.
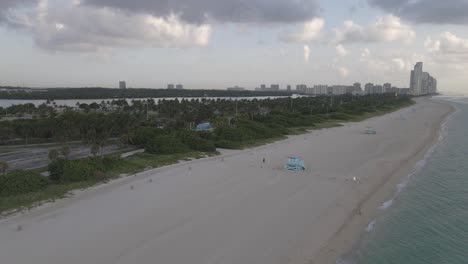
(398, 88, 411, 95)
(314, 85, 328, 95)
(296, 84, 307, 94)
(270, 84, 280, 91)
(383, 83, 392, 93)
(261, 84, 266, 90)
(167, 84, 175, 89)
(410, 62, 437, 96)
(119, 81, 126, 89)
(331, 85, 346, 95)
(176, 84, 184, 90)
(353, 82, 362, 92)
(374, 85, 383, 94)
(365, 83, 374, 94)
(227, 86, 245, 91)
(286, 85, 292, 91)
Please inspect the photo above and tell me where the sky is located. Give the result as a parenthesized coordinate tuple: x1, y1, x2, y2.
(1, 0, 468, 94)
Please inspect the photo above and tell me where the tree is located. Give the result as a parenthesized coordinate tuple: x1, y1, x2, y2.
(48, 149, 59, 161)
(61, 145, 71, 159)
(91, 144, 101, 157)
(0, 161, 8, 174)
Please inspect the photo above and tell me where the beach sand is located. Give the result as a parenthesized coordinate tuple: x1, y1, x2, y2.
(0, 97, 453, 264)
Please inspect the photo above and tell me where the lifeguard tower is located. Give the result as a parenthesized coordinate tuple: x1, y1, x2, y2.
(284, 157, 306, 172)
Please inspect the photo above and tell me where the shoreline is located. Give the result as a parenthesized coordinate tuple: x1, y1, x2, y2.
(310, 98, 455, 264)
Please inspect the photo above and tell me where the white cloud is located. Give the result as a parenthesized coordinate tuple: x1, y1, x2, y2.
(392, 58, 407, 70)
(6, 0, 213, 52)
(281, 18, 324, 43)
(359, 48, 422, 75)
(335, 44, 348, 57)
(304, 45, 311, 62)
(424, 32, 468, 70)
(337, 66, 349, 77)
(334, 15, 415, 44)
(361, 48, 371, 59)
(425, 32, 468, 54)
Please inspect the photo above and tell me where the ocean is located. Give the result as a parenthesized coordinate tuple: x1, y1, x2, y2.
(347, 97, 468, 264)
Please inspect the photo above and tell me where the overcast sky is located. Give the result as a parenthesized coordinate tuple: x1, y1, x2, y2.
(1, 0, 468, 93)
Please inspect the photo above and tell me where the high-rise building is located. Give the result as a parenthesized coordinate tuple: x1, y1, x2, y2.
(270, 84, 280, 91)
(410, 62, 437, 96)
(353, 82, 362, 92)
(296, 84, 307, 94)
(365, 83, 374, 94)
(313, 85, 328, 95)
(374, 85, 383, 94)
(119, 81, 126, 89)
(167, 84, 175, 89)
(176, 84, 184, 90)
(331, 85, 346, 95)
(286, 85, 292, 91)
(383, 83, 392, 93)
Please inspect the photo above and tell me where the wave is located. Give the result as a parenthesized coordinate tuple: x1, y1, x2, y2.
(377, 105, 456, 213)
(365, 220, 376, 232)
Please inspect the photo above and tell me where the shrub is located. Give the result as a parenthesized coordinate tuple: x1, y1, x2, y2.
(48, 149, 59, 161)
(145, 135, 188, 154)
(177, 131, 216, 152)
(215, 140, 242, 149)
(0, 170, 48, 197)
(0, 161, 8, 174)
(48, 158, 66, 183)
(131, 127, 165, 146)
(48, 156, 123, 183)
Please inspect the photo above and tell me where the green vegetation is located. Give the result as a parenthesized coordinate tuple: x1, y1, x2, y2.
(0, 170, 48, 197)
(0, 93, 414, 214)
(0, 87, 291, 100)
(0, 151, 215, 214)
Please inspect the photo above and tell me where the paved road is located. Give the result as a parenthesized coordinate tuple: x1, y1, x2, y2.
(0, 145, 121, 171)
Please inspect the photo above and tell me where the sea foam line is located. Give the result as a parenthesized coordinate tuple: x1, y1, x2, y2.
(378, 100, 456, 212)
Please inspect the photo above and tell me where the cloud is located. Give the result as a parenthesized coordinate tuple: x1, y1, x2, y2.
(0, 0, 35, 22)
(4, 0, 212, 52)
(425, 32, 468, 66)
(425, 32, 468, 54)
(337, 66, 349, 77)
(82, 0, 320, 24)
(280, 18, 324, 43)
(368, 0, 468, 24)
(335, 44, 348, 57)
(304, 45, 311, 62)
(334, 15, 415, 44)
(359, 47, 419, 74)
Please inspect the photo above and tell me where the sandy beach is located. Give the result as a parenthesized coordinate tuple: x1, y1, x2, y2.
(0, 97, 453, 264)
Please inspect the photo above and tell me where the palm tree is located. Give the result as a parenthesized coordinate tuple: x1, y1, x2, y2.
(61, 145, 71, 159)
(48, 149, 59, 161)
(0, 161, 8, 174)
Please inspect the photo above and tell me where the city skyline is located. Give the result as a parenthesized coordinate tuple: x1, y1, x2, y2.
(1, 1, 467, 93)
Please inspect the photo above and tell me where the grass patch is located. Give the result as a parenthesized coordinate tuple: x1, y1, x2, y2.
(0, 181, 94, 215)
(0, 151, 218, 216)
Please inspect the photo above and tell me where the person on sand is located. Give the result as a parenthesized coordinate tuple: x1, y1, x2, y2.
(262, 157, 266, 164)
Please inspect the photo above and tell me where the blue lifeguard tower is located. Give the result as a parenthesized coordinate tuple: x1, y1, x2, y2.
(195, 122, 214, 131)
(284, 157, 306, 172)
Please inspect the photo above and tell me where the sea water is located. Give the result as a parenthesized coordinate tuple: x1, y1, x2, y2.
(349, 97, 468, 264)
